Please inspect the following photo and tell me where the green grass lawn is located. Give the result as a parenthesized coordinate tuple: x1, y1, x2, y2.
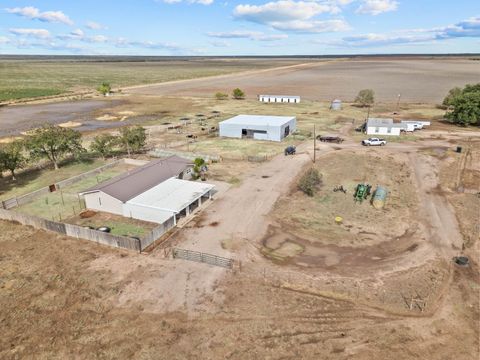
(0, 58, 296, 102)
(0, 159, 111, 201)
(15, 165, 132, 220)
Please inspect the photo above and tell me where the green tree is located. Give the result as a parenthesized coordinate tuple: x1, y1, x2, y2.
(298, 168, 322, 197)
(192, 157, 206, 180)
(442, 86, 462, 108)
(119, 126, 147, 156)
(26, 125, 84, 169)
(232, 88, 245, 100)
(355, 89, 375, 107)
(215, 92, 229, 100)
(0, 140, 26, 180)
(446, 91, 480, 126)
(97, 82, 111, 96)
(90, 134, 117, 159)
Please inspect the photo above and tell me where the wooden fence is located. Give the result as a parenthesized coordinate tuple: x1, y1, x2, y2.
(140, 216, 176, 251)
(172, 248, 234, 269)
(0, 208, 141, 252)
(150, 149, 221, 163)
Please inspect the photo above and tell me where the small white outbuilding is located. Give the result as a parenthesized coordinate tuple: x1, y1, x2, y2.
(366, 118, 407, 136)
(219, 115, 297, 142)
(259, 95, 301, 103)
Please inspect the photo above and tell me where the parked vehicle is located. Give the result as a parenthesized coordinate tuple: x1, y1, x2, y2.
(284, 146, 296, 155)
(362, 138, 387, 146)
(317, 135, 344, 143)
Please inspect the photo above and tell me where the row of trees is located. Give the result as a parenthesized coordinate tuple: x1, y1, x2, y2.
(443, 84, 480, 126)
(215, 88, 245, 100)
(0, 125, 146, 180)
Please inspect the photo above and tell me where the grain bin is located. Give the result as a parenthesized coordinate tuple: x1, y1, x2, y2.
(372, 186, 388, 209)
(331, 99, 342, 111)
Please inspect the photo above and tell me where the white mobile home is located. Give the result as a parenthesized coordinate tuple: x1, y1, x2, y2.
(366, 118, 407, 136)
(259, 95, 301, 104)
(219, 115, 296, 142)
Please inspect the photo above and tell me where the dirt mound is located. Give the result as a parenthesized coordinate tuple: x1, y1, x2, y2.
(80, 210, 97, 219)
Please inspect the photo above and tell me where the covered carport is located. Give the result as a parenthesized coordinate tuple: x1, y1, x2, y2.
(123, 178, 215, 225)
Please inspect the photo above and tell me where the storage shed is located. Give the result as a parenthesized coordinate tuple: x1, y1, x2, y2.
(219, 115, 296, 142)
(330, 99, 342, 110)
(366, 118, 406, 136)
(259, 95, 301, 103)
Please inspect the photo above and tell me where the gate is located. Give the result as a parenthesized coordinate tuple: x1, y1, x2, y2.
(172, 248, 234, 269)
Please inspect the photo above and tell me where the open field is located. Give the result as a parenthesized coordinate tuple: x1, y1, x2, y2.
(126, 58, 480, 103)
(0, 58, 301, 102)
(15, 162, 138, 220)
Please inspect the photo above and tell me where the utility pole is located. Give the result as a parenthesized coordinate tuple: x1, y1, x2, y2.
(313, 124, 316, 164)
(396, 94, 401, 112)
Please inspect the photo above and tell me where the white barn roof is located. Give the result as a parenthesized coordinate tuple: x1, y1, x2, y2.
(220, 115, 295, 127)
(126, 178, 214, 213)
(259, 95, 300, 99)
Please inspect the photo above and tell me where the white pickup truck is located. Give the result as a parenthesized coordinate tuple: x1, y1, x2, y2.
(362, 137, 387, 146)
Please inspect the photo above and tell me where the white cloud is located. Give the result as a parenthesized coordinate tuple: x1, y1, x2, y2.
(233, 0, 351, 33)
(234, 1, 341, 23)
(209, 40, 231, 47)
(86, 21, 108, 30)
(270, 19, 350, 32)
(207, 30, 288, 41)
(332, 16, 480, 47)
(6, 6, 74, 25)
(70, 29, 85, 38)
(159, 0, 214, 5)
(356, 0, 398, 16)
(0, 36, 10, 44)
(9, 28, 51, 39)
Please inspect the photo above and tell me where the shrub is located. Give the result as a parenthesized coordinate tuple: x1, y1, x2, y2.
(298, 168, 322, 197)
(215, 92, 229, 100)
(232, 88, 245, 100)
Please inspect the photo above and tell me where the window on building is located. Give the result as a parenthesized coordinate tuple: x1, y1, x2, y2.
(375, 127, 379, 133)
(98, 197, 102, 205)
(387, 127, 392, 134)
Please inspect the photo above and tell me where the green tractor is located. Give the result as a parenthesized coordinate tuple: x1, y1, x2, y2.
(354, 183, 372, 203)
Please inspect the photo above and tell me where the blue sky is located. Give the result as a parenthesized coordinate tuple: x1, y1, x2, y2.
(0, 0, 479, 55)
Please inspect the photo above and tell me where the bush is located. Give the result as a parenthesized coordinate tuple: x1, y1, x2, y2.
(355, 89, 375, 107)
(97, 82, 111, 96)
(232, 88, 245, 100)
(298, 168, 322, 197)
(215, 92, 229, 100)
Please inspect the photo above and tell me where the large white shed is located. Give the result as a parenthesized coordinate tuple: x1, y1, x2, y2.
(259, 95, 301, 103)
(219, 115, 296, 142)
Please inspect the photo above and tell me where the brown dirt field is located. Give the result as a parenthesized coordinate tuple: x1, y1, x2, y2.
(0, 220, 478, 359)
(126, 58, 480, 103)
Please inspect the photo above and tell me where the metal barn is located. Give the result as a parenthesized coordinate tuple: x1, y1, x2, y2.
(219, 115, 297, 142)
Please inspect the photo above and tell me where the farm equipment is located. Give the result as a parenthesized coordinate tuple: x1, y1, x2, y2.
(333, 185, 347, 194)
(284, 146, 296, 156)
(317, 135, 344, 143)
(354, 184, 372, 203)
